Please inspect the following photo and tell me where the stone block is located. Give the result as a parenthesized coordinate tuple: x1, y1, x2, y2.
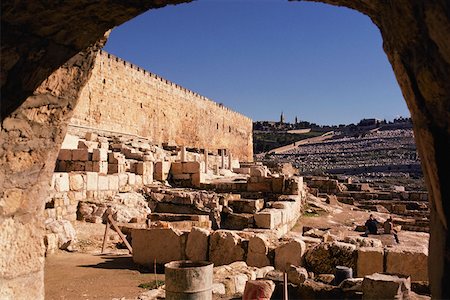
(170, 162, 183, 175)
(108, 163, 125, 174)
(72, 161, 85, 171)
(92, 148, 108, 161)
(254, 209, 282, 229)
(54, 173, 69, 192)
(247, 234, 271, 267)
(85, 161, 93, 172)
(362, 273, 411, 300)
(44, 233, 59, 256)
(247, 181, 272, 192)
(86, 172, 98, 191)
(186, 227, 210, 261)
(135, 162, 144, 175)
(228, 198, 264, 214)
(233, 167, 251, 175)
(108, 152, 125, 164)
(357, 247, 384, 277)
(85, 132, 98, 141)
(154, 161, 171, 181)
(78, 140, 98, 150)
(132, 228, 185, 266)
(142, 161, 153, 185)
(108, 175, 119, 191)
(173, 174, 191, 180)
(275, 238, 307, 272)
(69, 173, 84, 191)
(98, 175, 109, 191)
(92, 161, 108, 174)
(72, 149, 89, 161)
(250, 166, 267, 177)
(191, 172, 205, 188)
(304, 242, 357, 275)
(182, 161, 200, 174)
(57, 149, 72, 161)
(243, 280, 275, 300)
(221, 213, 254, 230)
(135, 175, 143, 186)
(287, 265, 308, 285)
(118, 173, 128, 188)
(128, 173, 136, 186)
(385, 246, 428, 281)
(209, 230, 245, 266)
(271, 177, 285, 194)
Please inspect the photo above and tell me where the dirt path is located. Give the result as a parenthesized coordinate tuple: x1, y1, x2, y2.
(45, 251, 164, 300)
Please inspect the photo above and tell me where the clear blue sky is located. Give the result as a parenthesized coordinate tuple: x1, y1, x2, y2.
(104, 0, 409, 125)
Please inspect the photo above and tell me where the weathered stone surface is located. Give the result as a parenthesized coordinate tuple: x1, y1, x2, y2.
(357, 247, 384, 277)
(316, 274, 335, 285)
(385, 246, 428, 281)
(274, 238, 306, 272)
(228, 198, 264, 214)
(45, 219, 76, 250)
(86, 172, 98, 191)
(186, 227, 210, 261)
(92, 148, 107, 161)
(254, 209, 282, 229)
(213, 262, 259, 297)
(54, 173, 69, 192)
(287, 265, 308, 285)
(44, 233, 59, 256)
(132, 228, 185, 266)
(304, 242, 357, 275)
(209, 230, 245, 266)
(339, 278, 363, 292)
(69, 173, 84, 191)
(362, 273, 411, 300)
(296, 279, 343, 299)
(243, 280, 275, 300)
(221, 213, 254, 230)
(247, 234, 271, 267)
(343, 236, 383, 248)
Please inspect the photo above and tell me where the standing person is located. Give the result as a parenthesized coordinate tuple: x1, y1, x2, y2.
(364, 214, 379, 235)
(384, 216, 400, 243)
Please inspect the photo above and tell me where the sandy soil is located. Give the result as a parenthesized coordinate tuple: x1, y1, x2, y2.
(45, 251, 164, 300)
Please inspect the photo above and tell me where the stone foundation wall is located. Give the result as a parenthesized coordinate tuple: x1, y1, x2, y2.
(70, 51, 253, 161)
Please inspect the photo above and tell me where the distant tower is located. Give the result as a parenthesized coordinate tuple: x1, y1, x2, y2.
(295, 116, 298, 124)
(280, 112, 285, 124)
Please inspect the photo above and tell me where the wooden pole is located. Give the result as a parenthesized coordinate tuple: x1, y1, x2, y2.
(283, 272, 288, 300)
(101, 217, 110, 253)
(107, 214, 133, 254)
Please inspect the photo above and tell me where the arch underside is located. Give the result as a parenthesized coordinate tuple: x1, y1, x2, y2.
(1, 0, 449, 298)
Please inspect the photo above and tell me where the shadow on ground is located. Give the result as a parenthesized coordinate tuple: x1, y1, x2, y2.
(79, 254, 165, 273)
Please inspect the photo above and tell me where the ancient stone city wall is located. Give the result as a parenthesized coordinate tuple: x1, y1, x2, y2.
(70, 51, 253, 161)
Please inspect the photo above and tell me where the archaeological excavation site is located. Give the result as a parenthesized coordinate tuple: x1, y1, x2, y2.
(1, 1, 450, 300)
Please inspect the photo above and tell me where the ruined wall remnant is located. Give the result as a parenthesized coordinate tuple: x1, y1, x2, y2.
(70, 51, 253, 162)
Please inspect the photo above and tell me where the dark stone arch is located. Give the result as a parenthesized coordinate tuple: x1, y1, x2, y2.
(1, 0, 449, 298)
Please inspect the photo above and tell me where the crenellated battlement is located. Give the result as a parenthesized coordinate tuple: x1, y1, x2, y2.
(97, 50, 252, 122)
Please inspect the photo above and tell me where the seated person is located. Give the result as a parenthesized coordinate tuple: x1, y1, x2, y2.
(384, 216, 400, 243)
(364, 214, 379, 235)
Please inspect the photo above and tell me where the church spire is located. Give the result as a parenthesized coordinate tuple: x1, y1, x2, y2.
(280, 112, 285, 124)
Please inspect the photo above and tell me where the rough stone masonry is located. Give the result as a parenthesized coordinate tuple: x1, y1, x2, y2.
(71, 51, 253, 162)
